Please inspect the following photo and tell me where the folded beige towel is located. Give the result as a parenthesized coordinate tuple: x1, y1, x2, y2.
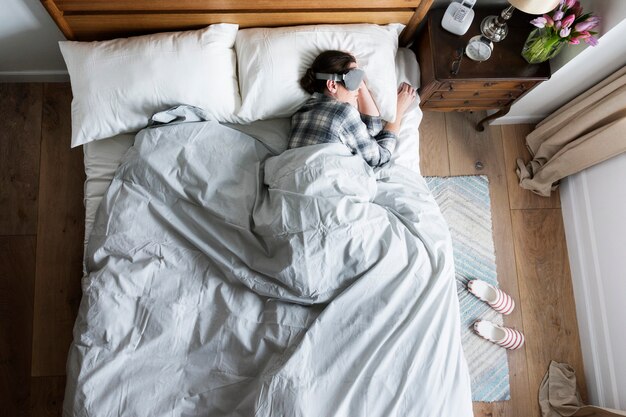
(539, 361, 626, 417)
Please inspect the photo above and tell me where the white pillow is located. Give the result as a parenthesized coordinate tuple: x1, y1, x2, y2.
(235, 24, 404, 123)
(60, 24, 240, 148)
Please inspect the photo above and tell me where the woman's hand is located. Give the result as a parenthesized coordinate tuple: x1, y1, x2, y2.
(397, 82, 417, 115)
(383, 83, 417, 136)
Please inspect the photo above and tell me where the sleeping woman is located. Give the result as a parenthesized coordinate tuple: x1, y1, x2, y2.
(288, 50, 417, 167)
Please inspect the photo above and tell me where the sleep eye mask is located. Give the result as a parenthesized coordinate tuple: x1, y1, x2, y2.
(314, 68, 365, 91)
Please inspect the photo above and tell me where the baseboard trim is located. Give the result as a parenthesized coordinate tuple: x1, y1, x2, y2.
(489, 114, 548, 125)
(0, 70, 69, 82)
(560, 175, 621, 409)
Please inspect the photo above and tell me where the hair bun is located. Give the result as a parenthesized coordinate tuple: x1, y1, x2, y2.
(300, 68, 317, 94)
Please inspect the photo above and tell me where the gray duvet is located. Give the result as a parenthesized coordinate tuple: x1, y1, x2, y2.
(64, 118, 473, 416)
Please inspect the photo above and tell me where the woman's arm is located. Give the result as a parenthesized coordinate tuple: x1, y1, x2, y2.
(341, 104, 396, 167)
(357, 81, 380, 117)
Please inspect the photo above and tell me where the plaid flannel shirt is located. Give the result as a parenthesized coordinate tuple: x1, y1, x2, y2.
(288, 93, 397, 167)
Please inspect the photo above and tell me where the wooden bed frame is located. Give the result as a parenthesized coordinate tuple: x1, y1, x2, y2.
(41, 0, 433, 46)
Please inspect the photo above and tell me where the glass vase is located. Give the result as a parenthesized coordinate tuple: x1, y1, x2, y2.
(521, 28, 566, 64)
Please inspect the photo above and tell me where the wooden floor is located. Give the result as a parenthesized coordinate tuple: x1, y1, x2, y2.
(1, 83, 587, 416)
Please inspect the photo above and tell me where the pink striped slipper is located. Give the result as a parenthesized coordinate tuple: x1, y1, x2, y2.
(467, 279, 515, 315)
(473, 320, 525, 350)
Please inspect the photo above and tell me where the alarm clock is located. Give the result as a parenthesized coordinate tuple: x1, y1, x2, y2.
(465, 35, 493, 62)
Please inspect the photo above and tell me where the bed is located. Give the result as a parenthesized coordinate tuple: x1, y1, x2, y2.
(42, 1, 474, 416)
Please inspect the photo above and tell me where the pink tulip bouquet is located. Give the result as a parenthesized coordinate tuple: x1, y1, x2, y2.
(522, 0, 600, 63)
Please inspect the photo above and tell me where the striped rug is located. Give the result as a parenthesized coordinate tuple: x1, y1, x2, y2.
(425, 175, 510, 402)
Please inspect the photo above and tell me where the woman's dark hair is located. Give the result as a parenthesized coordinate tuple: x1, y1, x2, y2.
(300, 50, 357, 94)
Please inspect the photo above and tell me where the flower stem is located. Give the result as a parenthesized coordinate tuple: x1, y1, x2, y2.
(522, 29, 565, 64)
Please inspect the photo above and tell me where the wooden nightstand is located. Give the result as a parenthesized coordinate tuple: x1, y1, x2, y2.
(415, 8, 551, 131)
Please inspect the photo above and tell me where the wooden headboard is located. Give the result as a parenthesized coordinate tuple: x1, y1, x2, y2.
(41, 0, 433, 46)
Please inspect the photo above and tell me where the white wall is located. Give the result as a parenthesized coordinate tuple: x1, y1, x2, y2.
(0, 0, 68, 81)
(496, 0, 626, 124)
(560, 153, 626, 410)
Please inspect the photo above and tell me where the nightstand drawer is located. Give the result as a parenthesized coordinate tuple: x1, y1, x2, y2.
(422, 98, 513, 110)
(437, 80, 536, 92)
(428, 90, 522, 100)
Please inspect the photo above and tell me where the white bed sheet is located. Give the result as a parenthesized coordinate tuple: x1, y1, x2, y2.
(82, 47, 423, 250)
